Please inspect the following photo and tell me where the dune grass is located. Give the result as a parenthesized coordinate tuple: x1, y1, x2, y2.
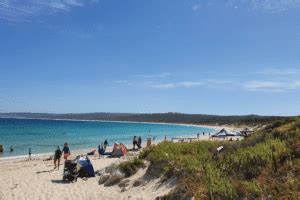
(136, 117, 300, 199)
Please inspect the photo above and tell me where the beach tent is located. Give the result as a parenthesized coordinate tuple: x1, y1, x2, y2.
(111, 143, 128, 157)
(78, 156, 95, 177)
(212, 128, 237, 138)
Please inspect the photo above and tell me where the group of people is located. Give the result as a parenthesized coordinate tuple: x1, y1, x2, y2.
(53, 143, 71, 170)
(132, 136, 142, 150)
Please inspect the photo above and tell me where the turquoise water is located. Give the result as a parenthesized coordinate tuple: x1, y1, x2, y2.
(0, 118, 214, 158)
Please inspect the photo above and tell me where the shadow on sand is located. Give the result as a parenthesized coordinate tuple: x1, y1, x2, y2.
(36, 169, 55, 174)
(51, 180, 71, 184)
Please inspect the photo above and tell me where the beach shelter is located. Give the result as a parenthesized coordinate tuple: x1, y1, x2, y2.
(212, 128, 236, 138)
(239, 128, 254, 137)
(111, 142, 128, 157)
(78, 156, 95, 177)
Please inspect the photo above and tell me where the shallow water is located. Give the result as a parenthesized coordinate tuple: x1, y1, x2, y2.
(0, 118, 213, 158)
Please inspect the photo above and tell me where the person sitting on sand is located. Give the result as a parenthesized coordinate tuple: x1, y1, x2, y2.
(54, 146, 62, 170)
(104, 139, 109, 150)
(62, 143, 70, 160)
(98, 143, 105, 157)
(137, 136, 142, 149)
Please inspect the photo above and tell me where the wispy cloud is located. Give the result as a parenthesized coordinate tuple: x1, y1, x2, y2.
(114, 68, 300, 92)
(257, 68, 300, 76)
(152, 81, 205, 89)
(133, 72, 171, 79)
(192, 0, 300, 13)
(230, 0, 300, 12)
(244, 80, 300, 91)
(0, 0, 98, 22)
(151, 80, 233, 89)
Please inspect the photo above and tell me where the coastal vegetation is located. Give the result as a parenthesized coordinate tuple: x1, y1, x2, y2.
(120, 117, 300, 199)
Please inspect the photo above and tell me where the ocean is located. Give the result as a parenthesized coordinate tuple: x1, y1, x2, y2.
(0, 118, 214, 158)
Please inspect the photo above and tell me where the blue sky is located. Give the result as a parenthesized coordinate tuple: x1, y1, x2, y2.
(0, 0, 300, 115)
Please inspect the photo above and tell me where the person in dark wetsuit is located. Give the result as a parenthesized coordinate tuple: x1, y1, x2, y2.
(137, 136, 142, 149)
(54, 146, 62, 170)
(98, 143, 105, 158)
(104, 139, 109, 150)
(132, 136, 138, 150)
(62, 143, 70, 160)
(28, 148, 32, 160)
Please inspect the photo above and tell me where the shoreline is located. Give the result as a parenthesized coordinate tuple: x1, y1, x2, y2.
(0, 117, 241, 161)
(0, 116, 233, 130)
(0, 133, 208, 162)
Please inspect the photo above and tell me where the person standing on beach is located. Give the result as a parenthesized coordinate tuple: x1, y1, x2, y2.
(28, 148, 31, 160)
(54, 146, 62, 170)
(138, 136, 142, 149)
(133, 136, 137, 150)
(104, 139, 109, 150)
(62, 143, 70, 160)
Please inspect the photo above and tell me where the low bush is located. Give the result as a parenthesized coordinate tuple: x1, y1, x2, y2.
(119, 157, 145, 177)
(130, 117, 300, 199)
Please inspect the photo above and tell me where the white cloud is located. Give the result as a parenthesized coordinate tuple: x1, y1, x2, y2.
(151, 81, 205, 89)
(133, 72, 171, 79)
(244, 80, 300, 91)
(0, 0, 98, 22)
(152, 83, 176, 89)
(244, 81, 283, 91)
(258, 68, 300, 75)
(228, 0, 300, 13)
(192, 5, 201, 11)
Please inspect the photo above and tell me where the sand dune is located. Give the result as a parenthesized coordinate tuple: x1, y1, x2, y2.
(0, 153, 175, 200)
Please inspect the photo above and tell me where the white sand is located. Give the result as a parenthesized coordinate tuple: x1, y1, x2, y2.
(0, 151, 174, 200)
(0, 124, 243, 200)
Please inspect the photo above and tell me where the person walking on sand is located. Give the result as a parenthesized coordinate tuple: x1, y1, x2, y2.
(62, 143, 70, 160)
(54, 146, 62, 170)
(28, 148, 31, 160)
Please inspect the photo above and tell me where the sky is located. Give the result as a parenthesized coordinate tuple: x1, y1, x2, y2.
(0, 0, 300, 116)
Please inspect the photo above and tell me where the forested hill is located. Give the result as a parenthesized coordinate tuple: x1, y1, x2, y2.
(0, 112, 291, 126)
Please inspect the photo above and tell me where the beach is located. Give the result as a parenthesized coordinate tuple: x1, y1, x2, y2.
(0, 149, 176, 200)
(0, 119, 243, 200)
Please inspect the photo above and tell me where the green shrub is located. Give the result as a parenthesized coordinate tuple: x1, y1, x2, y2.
(119, 157, 145, 177)
(204, 163, 237, 199)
